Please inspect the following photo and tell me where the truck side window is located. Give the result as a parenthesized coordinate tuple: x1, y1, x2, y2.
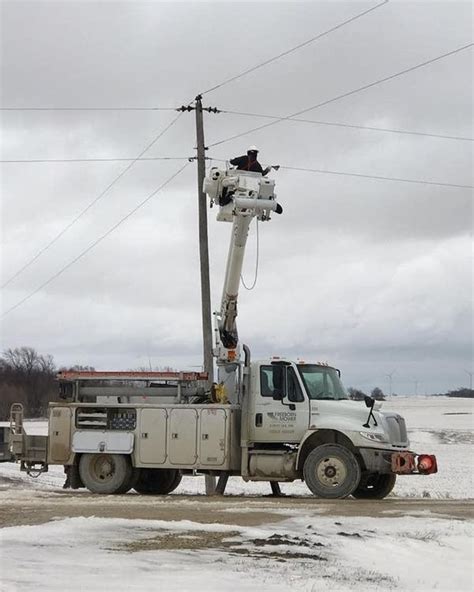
(287, 368, 304, 403)
(260, 366, 275, 397)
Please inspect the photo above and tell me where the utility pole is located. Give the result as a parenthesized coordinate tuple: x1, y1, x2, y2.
(194, 95, 214, 387)
(178, 96, 220, 496)
(178, 96, 220, 387)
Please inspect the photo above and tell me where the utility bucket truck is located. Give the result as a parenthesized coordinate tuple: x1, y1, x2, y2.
(3, 166, 437, 499)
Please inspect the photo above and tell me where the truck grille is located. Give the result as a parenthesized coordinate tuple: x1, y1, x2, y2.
(385, 414, 408, 447)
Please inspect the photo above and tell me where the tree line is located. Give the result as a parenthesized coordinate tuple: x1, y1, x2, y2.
(432, 387, 474, 398)
(348, 386, 474, 399)
(0, 347, 93, 420)
(347, 387, 386, 401)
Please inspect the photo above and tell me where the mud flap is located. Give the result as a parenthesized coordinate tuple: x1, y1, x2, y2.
(64, 463, 83, 489)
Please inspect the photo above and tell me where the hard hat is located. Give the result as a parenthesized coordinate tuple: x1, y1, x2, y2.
(247, 145, 259, 153)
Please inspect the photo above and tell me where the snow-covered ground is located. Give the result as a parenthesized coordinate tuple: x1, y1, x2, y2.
(0, 396, 473, 591)
(383, 396, 473, 499)
(1, 512, 472, 592)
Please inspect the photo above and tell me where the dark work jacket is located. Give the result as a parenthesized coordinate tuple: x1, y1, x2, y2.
(229, 154, 264, 174)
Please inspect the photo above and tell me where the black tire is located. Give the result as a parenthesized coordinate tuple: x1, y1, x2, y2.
(134, 469, 182, 495)
(352, 472, 396, 499)
(79, 453, 132, 494)
(167, 470, 182, 492)
(303, 444, 361, 499)
(116, 467, 140, 494)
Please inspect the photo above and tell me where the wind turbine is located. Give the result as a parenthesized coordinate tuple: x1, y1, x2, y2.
(385, 370, 396, 398)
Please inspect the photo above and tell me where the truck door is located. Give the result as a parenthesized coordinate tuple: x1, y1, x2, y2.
(250, 364, 310, 443)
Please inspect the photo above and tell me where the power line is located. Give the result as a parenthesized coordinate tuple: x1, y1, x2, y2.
(0, 106, 177, 111)
(1, 112, 184, 290)
(209, 43, 474, 147)
(280, 165, 473, 189)
(3, 106, 470, 165)
(1, 157, 190, 164)
(209, 158, 472, 189)
(199, 0, 389, 96)
(0, 163, 189, 320)
(222, 110, 473, 142)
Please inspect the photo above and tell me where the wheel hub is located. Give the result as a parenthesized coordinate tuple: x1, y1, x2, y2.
(324, 466, 337, 478)
(317, 456, 347, 487)
(93, 456, 114, 481)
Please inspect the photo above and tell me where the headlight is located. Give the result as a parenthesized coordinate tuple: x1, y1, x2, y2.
(359, 431, 389, 444)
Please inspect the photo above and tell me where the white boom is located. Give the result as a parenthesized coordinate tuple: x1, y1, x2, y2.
(204, 166, 282, 400)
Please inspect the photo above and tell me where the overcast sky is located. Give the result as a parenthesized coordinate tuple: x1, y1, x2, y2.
(0, 0, 472, 395)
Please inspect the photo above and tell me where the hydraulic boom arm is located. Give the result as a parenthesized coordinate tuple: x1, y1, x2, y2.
(204, 166, 281, 389)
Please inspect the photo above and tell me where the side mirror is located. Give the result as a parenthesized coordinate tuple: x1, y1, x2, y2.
(364, 395, 375, 409)
(272, 390, 284, 401)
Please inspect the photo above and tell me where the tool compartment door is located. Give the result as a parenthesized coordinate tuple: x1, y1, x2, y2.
(199, 408, 227, 466)
(138, 408, 167, 464)
(168, 409, 198, 465)
(48, 407, 72, 463)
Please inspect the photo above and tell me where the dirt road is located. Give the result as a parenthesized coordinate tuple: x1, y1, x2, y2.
(1, 492, 472, 528)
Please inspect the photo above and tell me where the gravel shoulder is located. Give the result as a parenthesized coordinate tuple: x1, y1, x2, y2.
(1, 492, 472, 528)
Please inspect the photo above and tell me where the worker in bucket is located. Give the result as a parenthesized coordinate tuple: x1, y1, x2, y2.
(230, 146, 275, 176)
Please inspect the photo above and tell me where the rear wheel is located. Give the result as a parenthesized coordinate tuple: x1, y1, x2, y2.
(352, 473, 396, 499)
(116, 467, 140, 494)
(134, 469, 182, 495)
(79, 454, 132, 494)
(303, 444, 361, 499)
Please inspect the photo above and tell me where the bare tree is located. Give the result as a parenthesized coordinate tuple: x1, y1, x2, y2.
(371, 387, 386, 401)
(3, 346, 52, 374)
(347, 387, 366, 401)
(0, 347, 57, 419)
(59, 365, 95, 372)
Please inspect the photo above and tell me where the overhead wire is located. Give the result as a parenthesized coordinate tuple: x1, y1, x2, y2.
(199, 0, 389, 96)
(1, 157, 191, 163)
(0, 162, 190, 320)
(220, 110, 473, 142)
(208, 43, 474, 148)
(2, 21, 471, 316)
(209, 158, 472, 189)
(1, 112, 184, 289)
(279, 165, 473, 189)
(0, 106, 176, 111)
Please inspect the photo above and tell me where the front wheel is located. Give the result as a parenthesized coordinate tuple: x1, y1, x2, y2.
(352, 473, 396, 499)
(303, 444, 361, 499)
(79, 453, 133, 494)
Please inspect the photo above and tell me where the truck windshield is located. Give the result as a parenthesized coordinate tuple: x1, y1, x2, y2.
(297, 365, 348, 401)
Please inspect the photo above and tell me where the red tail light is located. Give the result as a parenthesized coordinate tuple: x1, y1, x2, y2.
(417, 454, 438, 474)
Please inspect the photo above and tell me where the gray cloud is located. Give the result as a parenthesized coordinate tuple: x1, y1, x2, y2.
(1, 0, 472, 395)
